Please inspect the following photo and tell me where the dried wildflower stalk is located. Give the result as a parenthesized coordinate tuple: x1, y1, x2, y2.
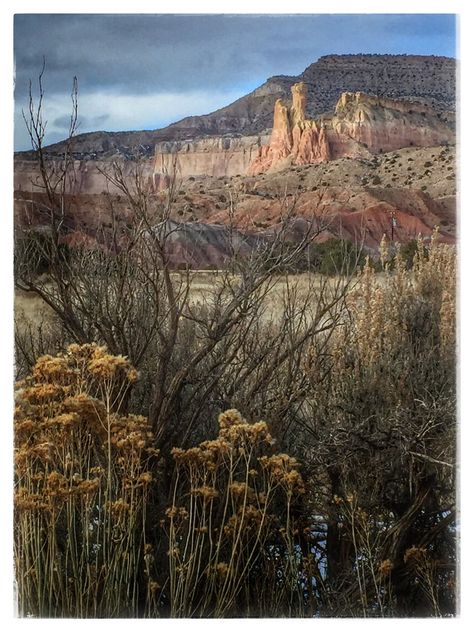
(165, 409, 309, 617)
(14, 344, 158, 617)
(302, 231, 456, 617)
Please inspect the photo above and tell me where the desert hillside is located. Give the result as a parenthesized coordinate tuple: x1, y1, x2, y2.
(14, 54, 457, 266)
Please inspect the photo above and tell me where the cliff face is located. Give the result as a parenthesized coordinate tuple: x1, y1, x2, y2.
(15, 135, 270, 194)
(153, 134, 269, 186)
(249, 83, 454, 174)
(332, 92, 454, 150)
(17, 82, 455, 192)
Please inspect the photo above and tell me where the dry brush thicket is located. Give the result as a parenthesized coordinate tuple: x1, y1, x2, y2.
(14, 213, 457, 617)
(13, 78, 457, 617)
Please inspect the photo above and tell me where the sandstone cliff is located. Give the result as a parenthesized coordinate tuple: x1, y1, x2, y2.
(249, 83, 454, 174)
(153, 134, 269, 186)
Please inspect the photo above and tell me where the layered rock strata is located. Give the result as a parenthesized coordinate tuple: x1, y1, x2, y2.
(153, 134, 269, 187)
(14, 158, 155, 196)
(20, 54, 453, 159)
(249, 83, 454, 174)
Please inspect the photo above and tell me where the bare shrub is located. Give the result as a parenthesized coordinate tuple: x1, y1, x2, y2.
(15, 154, 355, 452)
(297, 231, 456, 616)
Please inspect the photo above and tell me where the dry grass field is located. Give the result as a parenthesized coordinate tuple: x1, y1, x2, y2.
(15, 288, 55, 328)
(14, 271, 356, 331)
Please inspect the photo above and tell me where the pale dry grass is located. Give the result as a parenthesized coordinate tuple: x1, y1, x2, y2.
(166, 409, 307, 617)
(15, 288, 55, 330)
(15, 271, 351, 329)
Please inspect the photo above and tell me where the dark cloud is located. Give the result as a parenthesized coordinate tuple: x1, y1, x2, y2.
(52, 114, 76, 129)
(14, 14, 456, 99)
(52, 113, 109, 129)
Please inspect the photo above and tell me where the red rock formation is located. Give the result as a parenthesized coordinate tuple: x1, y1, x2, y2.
(250, 83, 331, 173)
(271, 99, 293, 155)
(290, 82, 307, 124)
(207, 186, 455, 250)
(292, 121, 330, 164)
(249, 83, 454, 175)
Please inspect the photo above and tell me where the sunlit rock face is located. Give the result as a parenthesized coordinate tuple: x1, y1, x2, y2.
(331, 91, 454, 153)
(153, 134, 269, 185)
(248, 83, 454, 175)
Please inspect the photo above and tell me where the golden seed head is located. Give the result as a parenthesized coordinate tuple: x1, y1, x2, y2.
(379, 559, 394, 575)
(218, 409, 243, 429)
(404, 546, 427, 564)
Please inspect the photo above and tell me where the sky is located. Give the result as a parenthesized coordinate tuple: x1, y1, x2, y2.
(14, 13, 457, 151)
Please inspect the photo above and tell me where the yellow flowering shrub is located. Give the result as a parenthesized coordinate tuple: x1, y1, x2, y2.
(14, 344, 158, 618)
(165, 409, 308, 617)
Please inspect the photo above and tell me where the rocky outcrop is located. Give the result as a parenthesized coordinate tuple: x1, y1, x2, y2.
(250, 83, 330, 173)
(249, 83, 454, 174)
(332, 91, 454, 151)
(153, 134, 269, 186)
